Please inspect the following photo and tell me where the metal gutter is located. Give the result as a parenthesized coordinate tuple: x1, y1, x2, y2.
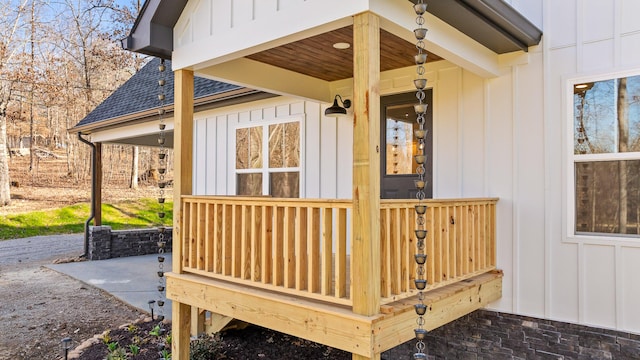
(77, 132, 96, 258)
(70, 88, 272, 135)
(121, 0, 187, 59)
(422, 0, 542, 53)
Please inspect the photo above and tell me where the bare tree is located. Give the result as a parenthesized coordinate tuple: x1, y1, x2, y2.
(130, 145, 138, 189)
(0, 1, 29, 206)
(0, 0, 144, 206)
(617, 77, 629, 233)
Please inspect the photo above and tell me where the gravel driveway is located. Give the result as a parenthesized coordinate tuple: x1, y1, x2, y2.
(0, 234, 84, 266)
(0, 234, 144, 360)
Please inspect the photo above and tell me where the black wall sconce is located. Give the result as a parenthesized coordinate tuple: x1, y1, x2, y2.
(325, 94, 351, 116)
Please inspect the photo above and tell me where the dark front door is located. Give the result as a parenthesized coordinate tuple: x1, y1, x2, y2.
(380, 91, 433, 199)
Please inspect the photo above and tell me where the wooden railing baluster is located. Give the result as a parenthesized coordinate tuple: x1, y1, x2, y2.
(179, 196, 497, 306)
(321, 207, 333, 296)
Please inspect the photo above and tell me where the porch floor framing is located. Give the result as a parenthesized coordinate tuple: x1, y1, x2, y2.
(166, 270, 502, 358)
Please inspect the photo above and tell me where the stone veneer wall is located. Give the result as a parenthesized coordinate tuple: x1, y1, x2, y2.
(88, 226, 172, 260)
(382, 310, 640, 360)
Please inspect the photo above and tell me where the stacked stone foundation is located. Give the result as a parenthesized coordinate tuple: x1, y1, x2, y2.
(382, 310, 640, 360)
(88, 226, 172, 260)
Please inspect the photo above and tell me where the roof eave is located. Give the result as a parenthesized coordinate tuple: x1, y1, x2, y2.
(124, 0, 542, 61)
(69, 88, 275, 135)
(422, 0, 542, 53)
(121, 0, 188, 60)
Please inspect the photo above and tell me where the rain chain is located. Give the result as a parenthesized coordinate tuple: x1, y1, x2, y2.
(575, 91, 590, 155)
(153, 59, 168, 331)
(392, 121, 400, 174)
(412, 1, 429, 359)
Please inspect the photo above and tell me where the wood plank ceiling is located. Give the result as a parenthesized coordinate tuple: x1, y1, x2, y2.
(246, 26, 442, 82)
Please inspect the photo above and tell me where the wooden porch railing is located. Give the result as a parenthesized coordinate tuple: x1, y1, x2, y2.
(380, 199, 497, 303)
(179, 196, 497, 307)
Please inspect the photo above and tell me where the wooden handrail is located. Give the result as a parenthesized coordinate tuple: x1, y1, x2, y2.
(379, 198, 497, 304)
(179, 196, 497, 307)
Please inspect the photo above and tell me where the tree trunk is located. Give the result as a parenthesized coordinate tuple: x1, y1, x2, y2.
(130, 145, 139, 189)
(0, 111, 11, 206)
(618, 77, 629, 234)
(29, 0, 35, 172)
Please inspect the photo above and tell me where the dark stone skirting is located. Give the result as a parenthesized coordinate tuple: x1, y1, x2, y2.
(88, 226, 172, 260)
(382, 310, 640, 360)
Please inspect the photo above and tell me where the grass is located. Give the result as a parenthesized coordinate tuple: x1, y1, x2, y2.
(0, 198, 173, 240)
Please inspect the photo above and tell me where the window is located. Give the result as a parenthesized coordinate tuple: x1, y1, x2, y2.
(571, 74, 640, 236)
(385, 114, 418, 176)
(235, 120, 300, 198)
(380, 91, 433, 199)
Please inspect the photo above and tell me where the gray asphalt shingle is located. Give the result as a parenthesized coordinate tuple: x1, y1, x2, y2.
(74, 58, 240, 128)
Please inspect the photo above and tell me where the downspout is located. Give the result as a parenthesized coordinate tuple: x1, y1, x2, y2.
(77, 132, 96, 258)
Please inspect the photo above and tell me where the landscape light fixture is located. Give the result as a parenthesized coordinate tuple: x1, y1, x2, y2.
(324, 94, 351, 116)
(148, 299, 156, 319)
(60, 337, 72, 360)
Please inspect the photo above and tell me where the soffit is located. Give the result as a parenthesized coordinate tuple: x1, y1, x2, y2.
(245, 27, 443, 82)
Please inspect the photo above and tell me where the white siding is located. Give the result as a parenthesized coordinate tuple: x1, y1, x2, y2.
(505, 0, 543, 30)
(621, 247, 640, 332)
(457, 0, 640, 334)
(182, 0, 640, 335)
(486, 67, 516, 313)
(192, 96, 353, 199)
(583, 245, 616, 328)
(173, 0, 366, 70)
(541, 0, 640, 333)
(468, 0, 640, 333)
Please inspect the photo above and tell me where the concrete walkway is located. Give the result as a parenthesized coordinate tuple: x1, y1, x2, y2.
(1, 233, 172, 318)
(48, 252, 173, 319)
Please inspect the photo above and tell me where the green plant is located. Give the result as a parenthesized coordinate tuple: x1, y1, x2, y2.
(102, 330, 112, 344)
(127, 324, 139, 333)
(107, 341, 119, 352)
(129, 344, 140, 356)
(150, 324, 161, 336)
(106, 347, 127, 360)
(159, 349, 171, 359)
(132, 335, 142, 346)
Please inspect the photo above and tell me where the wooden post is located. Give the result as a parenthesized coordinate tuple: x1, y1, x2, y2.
(191, 307, 205, 336)
(352, 12, 381, 360)
(94, 142, 102, 226)
(172, 68, 194, 360)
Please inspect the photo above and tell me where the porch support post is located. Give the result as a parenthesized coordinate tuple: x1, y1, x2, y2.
(352, 12, 381, 360)
(95, 142, 102, 225)
(172, 68, 194, 360)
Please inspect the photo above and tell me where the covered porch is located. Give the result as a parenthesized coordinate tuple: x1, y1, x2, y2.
(167, 63, 503, 357)
(122, 0, 541, 359)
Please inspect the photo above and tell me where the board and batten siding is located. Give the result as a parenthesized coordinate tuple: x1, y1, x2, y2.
(388, 0, 640, 335)
(185, 0, 640, 335)
(192, 96, 353, 199)
(172, 0, 365, 71)
(542, 0, 640, 333)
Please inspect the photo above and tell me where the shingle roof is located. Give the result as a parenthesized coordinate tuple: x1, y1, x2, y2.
(73, 58, 241, 129)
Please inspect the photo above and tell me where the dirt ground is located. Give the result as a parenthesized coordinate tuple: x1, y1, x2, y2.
(0, 152, 155, 359)
(0, 235, 146, 360)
